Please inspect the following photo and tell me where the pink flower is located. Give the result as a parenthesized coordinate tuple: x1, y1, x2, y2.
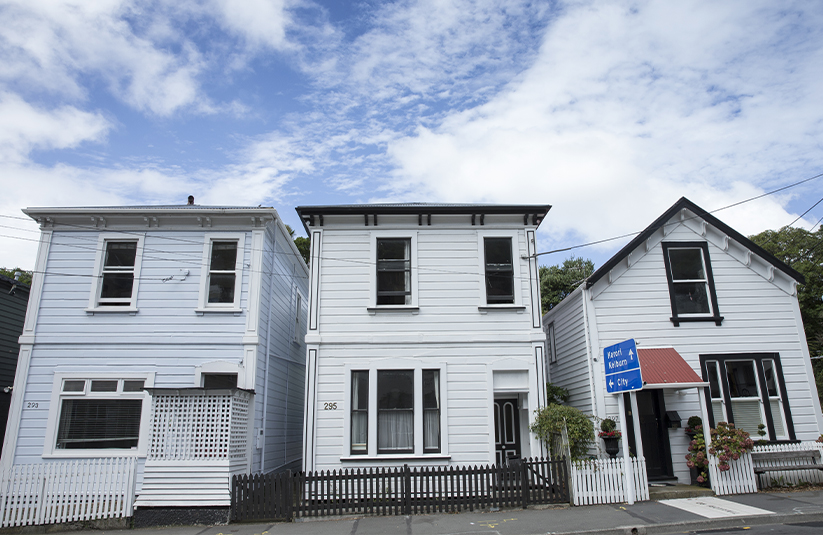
(697, 476, 705, 483)
(686, 461, 695, 468)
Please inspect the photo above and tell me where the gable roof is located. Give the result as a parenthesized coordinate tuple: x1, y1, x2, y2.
(586, 197, 805, 288)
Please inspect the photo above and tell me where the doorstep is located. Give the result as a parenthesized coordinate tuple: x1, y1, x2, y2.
(648, 483, 714, 500)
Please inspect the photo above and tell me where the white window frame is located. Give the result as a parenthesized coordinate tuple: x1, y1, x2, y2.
(368, 231, 419, 311)
(43, 371, 155, 458)
(86, 233, 145, 313)
(197, 233, 246, 312)
(341, 359, 448, 461)
(477, 231, 523, 309)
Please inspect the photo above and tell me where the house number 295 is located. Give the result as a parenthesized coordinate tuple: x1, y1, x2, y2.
(323, 402, 337, 410)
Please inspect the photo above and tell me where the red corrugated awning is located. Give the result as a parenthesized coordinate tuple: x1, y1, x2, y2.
(637, 348, 706, 387)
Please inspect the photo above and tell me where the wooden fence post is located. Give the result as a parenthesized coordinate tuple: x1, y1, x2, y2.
(403, 465, 411, 516)
(521, 459, 529, 509)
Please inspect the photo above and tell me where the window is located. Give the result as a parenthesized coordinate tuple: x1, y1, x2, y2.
(293, 291, 302, 343)
(198, 234, 245, 311)
(662, 242, 721, 326)
(351, 371, 368, 455)
(423, 370, 440, 453)
(88, 235, 144, 311)
(347, 366, 444, 458)
(51, 377, 148, 453)
(376, 239, 411, 305)
(484, 238, 514, 304)
(202, 374, 237, 388)
(547, 323, 557, 364)
(700, 354, 793, 441)
(377, 370, 414, 453)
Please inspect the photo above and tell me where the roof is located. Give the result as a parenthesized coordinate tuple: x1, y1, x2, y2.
(638, 348, 704, 386)
(0, 273, 30, 289)
(295, 202, 552, 234)
(24, 205, 274, 215)
(586, 197, 805, 288)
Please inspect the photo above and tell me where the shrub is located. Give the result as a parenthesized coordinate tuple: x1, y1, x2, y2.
(531, 404, 594, 461)
(545, 383, 570, 405)
(686, 422, 755, 482)
(686, 416, 702, 431)
(598, 418, 621, 439)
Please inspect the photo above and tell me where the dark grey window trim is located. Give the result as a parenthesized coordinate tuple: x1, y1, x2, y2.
(699, 353, 795, 442)
(662, 241, 723, 327)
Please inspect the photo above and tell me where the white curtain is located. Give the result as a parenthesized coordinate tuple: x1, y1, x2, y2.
(378, 411, 413, 451)
(424, 371, 440, 451)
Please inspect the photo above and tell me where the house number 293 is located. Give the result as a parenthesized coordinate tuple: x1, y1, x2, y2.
(27, 402, 38, 409)
(323, 402, 337, 410)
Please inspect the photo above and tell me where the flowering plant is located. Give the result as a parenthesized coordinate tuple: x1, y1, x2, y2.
(598, 418, 621, 439)
(686, 422, 755, 483)
(816, 434, 823, 444)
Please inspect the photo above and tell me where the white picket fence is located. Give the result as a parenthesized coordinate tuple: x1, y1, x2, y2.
(707, 451, 757, 496)
(0, 458, 137, 528)
(570, 456, 649, 505)
(751, 441, 823, 488)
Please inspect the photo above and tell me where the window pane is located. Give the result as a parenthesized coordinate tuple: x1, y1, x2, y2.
(123, 380, 145, 392)
(711, 400, 725, 424)
(351, 371, 368, 454)
(730, 399, 763, 436)
(63, 380, 85, 392)
(100, 273, 134, 300)
(377, 370, 413, 453)
(208, 273, 236, 303)
(377, 271, 409, 293)
(672, 282, 710, 314)
(726, 361, 759, 398)
(668, 248, 705, 280)
(770, 399, 786, 437)
(423, 370, 440, 453)
(104, 242, 137, 268)
(484, 238, 512, 265)
(377, 239, 409, 260)
(707, 362, 722, 399)
(56, 399, 142, 449)
(203, 374, 237, 388)
(210, 242, 237, 271)
(90, 380, 117, 392)
(763, 360, 778, 397)
(486, 274, 514, 303)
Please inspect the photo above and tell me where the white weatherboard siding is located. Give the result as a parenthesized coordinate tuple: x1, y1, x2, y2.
(544, 287, 593, 415)
(580, 216, 820, 481)
(304, 211, 548, 472)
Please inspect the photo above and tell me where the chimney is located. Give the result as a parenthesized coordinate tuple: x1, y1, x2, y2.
(187, 195, 194, 205)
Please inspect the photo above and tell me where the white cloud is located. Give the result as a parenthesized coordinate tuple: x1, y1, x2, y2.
(381, 0, 823, 258)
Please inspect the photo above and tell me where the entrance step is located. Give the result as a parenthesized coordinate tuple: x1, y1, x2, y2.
(648, 484, 714, 501)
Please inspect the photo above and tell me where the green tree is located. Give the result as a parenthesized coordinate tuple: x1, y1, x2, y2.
(530, 403, 594, 461)
(539, 257, 595, 314)
(285, 225, 311, 266)
(749, 226, 823, 405)
(0, 267, 32, 286)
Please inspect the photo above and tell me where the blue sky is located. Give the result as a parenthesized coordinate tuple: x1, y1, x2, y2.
(2, 0, 822, 271)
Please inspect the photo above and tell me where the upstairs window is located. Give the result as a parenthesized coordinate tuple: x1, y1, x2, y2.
(89, 235, 144, 311)
(484, 238, 514, 304)
(376, 238, 411, 305)
(662, 242, 721, 326)
(198, 234, 245, 311)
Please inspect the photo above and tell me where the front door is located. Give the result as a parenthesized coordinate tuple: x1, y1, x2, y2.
(625, 390, 673, 479)
(494, 398, 521, 465)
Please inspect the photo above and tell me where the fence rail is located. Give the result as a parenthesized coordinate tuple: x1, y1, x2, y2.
(570, 457, 648, 505)
(231, 457, 569, 522)
(0, 458, 137, 528)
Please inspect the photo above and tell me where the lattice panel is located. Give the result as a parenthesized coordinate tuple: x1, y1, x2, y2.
(148, 391, 251, 461)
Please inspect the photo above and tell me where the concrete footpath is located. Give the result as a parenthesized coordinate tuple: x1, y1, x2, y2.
(25, 490, 823, 535)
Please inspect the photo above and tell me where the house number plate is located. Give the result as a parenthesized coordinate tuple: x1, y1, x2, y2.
(323, 402, 337, 410)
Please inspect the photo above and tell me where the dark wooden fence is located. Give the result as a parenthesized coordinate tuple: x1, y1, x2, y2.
(231, 457, 569, 522)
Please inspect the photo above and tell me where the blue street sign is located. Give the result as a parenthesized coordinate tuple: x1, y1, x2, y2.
(604, 339, 643, 393)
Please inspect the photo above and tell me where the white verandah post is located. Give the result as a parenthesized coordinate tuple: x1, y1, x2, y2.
(629, 391, 643, 460)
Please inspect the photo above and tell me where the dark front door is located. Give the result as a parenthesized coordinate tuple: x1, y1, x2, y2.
(625, 390, 673, 480)
(494, 398, 521, 465)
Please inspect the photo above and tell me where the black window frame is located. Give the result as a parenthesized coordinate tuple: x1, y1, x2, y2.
(376, 238, 412, 305)
(484, 237, 514, 305)
(699, 353, 795, 442)
(350, 371, 369, 455)
(662, 242, 722, 326)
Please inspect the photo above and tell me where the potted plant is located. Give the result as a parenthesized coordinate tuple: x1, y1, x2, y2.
(684, 416, 702, 439)
(599, 418, 621, 458)
(685, 425, 708, 485)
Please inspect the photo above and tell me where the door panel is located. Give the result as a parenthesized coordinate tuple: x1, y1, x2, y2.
(625, 391, 673, 479)
(494, 398, 521, 465)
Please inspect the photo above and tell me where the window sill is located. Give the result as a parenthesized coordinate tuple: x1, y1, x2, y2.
(478, 305, 526, 314)
(670, 315, 723, 327)
(366, 306, 420, 315)
(195, 307, 243, 315)
(340, 454, 451, 462)
(85, 307, 138, 315)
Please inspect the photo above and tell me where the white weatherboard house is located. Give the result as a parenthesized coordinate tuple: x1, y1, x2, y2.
(543, 197, 823, 484)
(1, 202, 308, 519)
(296, 203, 551, 472)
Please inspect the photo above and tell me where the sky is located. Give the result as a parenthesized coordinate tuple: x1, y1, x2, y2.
(1, 0, 822, 271)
